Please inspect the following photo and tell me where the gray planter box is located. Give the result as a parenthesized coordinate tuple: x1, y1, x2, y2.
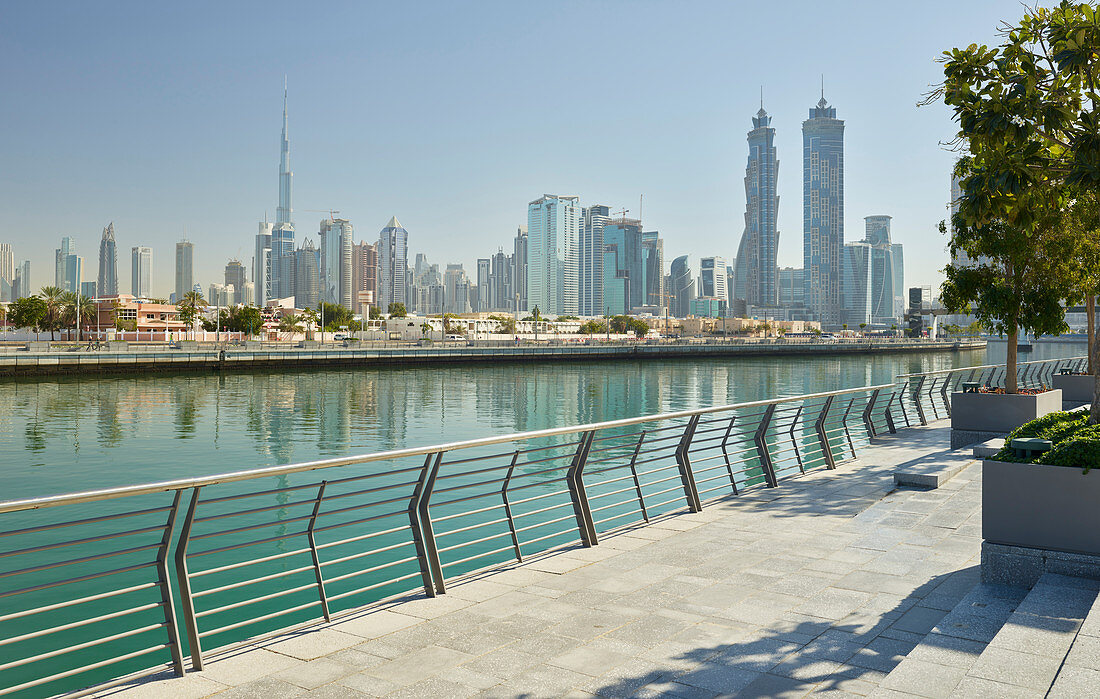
(1052, 374, 1096, 404)
(951, 389, 1062, 433)
(984, 459, 1100, 556)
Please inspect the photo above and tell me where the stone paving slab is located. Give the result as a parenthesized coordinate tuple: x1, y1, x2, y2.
(96, 423, 995, 698)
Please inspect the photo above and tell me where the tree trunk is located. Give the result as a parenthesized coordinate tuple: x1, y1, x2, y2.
(1089, 294, 1096, 375)
(1092, 331, 1100, 425)
(1006, 325, 1019, 394)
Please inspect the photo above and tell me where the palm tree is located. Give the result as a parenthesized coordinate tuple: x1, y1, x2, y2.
(60, 293, 96, 341)
(300, 308, 319, 340)
(277, 313, 303, 338)
(39, 286, 63, 340)
(177, 291, 207, 340)
(0, 302, 7, 328)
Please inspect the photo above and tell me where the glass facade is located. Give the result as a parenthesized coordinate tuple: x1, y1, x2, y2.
(734, 107, 780, 306)
(527, 195, 580, 315)
(601, 218, 644, 316)
(803, 97, 844, 328)
(378, 217, 409, 312)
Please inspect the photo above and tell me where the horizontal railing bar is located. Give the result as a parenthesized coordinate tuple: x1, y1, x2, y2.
(895, 356, 1084, 378)
(434, 517, 510, 537)
(0, 581, 159, 623)
(309, 508, 406, 535)
(189, 547, 312, 578)
(192, 497, 318, 524)
(189, 529, 309, 557)
(189, 513, 314, 541)
(0, 542, 162, 580)
(191, 565, 315, 598)
(0, 383, 897, 514)
(0, 505, 173, 539)
(319, 481, 421, 503)
(314, 523, 411, 549)
(514, 514, 575, 534)
(0, 562, 151, 599)
(196, 482, 319, 506)
(326, 571, 423, 602)
(0, 601, 163, 647)
(0, 523, 168, 560)
(440, 544, 518, 569)
(319, 539, 412, 567)
(323, 555, 420, 584)
(430, 503, 507, 522)
(198, 600, 320, 639)
(195, 583, 318, 619)
(437, 529, 513, 553)
(593, 509, 643, 525)
(0, 643, 170, 697)
(0, 621, 167, 673)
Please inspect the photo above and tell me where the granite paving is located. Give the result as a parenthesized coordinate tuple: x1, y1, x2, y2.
(96, 423, 994, 698)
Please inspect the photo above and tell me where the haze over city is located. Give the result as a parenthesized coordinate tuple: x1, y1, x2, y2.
(1, 0, 1008, 296)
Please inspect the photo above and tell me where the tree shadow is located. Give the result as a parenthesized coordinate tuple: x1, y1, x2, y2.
(576, 568, 977, 698)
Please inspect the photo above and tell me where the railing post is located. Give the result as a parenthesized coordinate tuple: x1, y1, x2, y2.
(897, 380, 912, 428)
(720, 417, 741, 490)
(174, 487, 204, 671)
(566, 430, 599, 546)
(502, 452, 523, 561)
(816, 396, 837, 469)
(158, 491, 186, 676)
(913, 376, 928, 426)
(628, 432, 650, 521)
(674, 415, 703, 512)
(408, 453, 441, 597)
(755, 404, 778, 487)
(862, 389, 880, 439)
(788, 406, 805, 474)
(419, 453, 446, 594)
(840, 397, 857, 457)
(307, 481, 331, 622)
(940, 374, 953, 417)
(884, 392, 898, 434)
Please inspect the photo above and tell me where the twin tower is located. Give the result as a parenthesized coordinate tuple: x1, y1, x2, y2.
(732, 96, 844, 326)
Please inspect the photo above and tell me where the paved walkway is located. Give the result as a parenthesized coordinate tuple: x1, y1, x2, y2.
(102, 423, 985, 698)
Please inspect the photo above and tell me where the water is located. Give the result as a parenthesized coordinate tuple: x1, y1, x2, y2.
(0, 340, 1083, 501)
(0, 339, 1086, 697)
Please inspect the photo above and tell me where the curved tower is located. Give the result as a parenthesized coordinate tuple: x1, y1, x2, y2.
(803, 94, 844, 327)
(98, 222, 118, 297)
(733, 106, 780, 307)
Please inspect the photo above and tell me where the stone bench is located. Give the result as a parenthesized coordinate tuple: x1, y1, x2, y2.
(894, 453, 973, 489)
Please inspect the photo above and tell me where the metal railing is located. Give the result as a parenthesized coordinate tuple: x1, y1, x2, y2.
(0, 355, 1084, 698)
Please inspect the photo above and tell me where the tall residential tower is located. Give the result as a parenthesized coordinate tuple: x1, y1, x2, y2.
(734, 106, 780, 306)
(271, 80, 295, 298)
(803, 94, 845, 327)
(527, 195, 581, 316)
(98, 223, 118, 297)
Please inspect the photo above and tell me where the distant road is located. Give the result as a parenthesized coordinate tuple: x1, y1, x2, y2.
(0, 338, 986, 377)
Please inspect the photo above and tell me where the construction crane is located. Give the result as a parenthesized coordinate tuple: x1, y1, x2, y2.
(612, 208, 629, 222)
(303, 209, 341, 221)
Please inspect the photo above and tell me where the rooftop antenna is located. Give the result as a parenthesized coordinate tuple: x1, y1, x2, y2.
(760, 86, 764, 110)
(639, 194, 643, 222)
(821, 74, 825, 100)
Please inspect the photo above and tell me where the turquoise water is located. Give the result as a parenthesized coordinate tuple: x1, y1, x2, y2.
(0, 340, 1078, 501)
(0, 340, 1086, 697)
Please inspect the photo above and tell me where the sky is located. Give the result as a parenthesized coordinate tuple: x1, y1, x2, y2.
(0, 0, 1015, 298)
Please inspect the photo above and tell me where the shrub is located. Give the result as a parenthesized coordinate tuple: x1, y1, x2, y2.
(1044, 438, 1100, 473)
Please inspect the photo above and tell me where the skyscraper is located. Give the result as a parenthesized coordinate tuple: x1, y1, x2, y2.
(13, 260, 30, 300)
(351, 241, 377, 315)
(513, 227, 528, 312)
(734, 106, 780, 306)
(377, 217, 409, 312)
(254, 220, 273, 307)
(225, 259, 247, 295)
(891, 244, 905, 318)
(272, 80, 295, 298)
(864, 216, 896, 324)
(641, 230, 665, 311)
(0, 243, 13, 302)
(580, 205, 610, 316)
(319, 218, 353, 307)
(841, 242, 872, 327)
(476, 258, 491, 312)
(602, 217, 645, 316)
(803, 94, 845, 327)
(294, 239, 320, 309)
(55, 237, 81, 292)
(175, 241, 193, 302)
(131, 246, 152, 298)
(527, 194, 581, 315)
(490, 250, 511, 311)
(98, 223, 118, 297)
(444, 264, 471, 314)
(670, 255, 695, 318)
(699, 257, 728, 301)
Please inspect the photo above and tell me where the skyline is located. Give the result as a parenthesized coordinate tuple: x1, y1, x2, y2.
(0, 1, 1010, 296)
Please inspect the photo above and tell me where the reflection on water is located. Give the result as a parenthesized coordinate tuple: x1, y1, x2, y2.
(0, 340, 1084, 500)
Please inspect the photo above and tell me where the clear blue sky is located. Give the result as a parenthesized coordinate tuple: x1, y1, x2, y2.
(0, 0, 1012, 297)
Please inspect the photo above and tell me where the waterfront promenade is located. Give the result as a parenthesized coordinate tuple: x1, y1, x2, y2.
(0, 338, 984, 377)
(96, 422, 1037, 699)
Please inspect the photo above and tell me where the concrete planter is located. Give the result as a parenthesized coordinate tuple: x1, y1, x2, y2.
(1052, 374, 1096, 404)
(983, 459, 1100, 556)
(951, 389, 1062, 433)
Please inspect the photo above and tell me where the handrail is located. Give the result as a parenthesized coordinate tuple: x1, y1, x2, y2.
(0, 354, 1084, 698)
(0, 382, 896, 516)
(895, 355, 1087, 379)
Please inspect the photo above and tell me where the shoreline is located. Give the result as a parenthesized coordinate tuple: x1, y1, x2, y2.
(0, 339, 987, 378)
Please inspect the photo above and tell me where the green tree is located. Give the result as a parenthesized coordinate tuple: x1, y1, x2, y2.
(368, 305, 382, 320)
(277, 313, 303, 335)
(177, 290, 207, 337)
(8, 296, 47, 333)
(578, 320, 606, 334)
(300, 308, 320, 340)
(222, 306, 263, 335)
(38, 286, 64, 340)
(60, 292, 96, 341)
(388, 302, 407, 318)
(940, 211, 1074, 393)
(317, 301, 354, 330)
(930, 2, 1100, 410)
(488, 314, 516, 334)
